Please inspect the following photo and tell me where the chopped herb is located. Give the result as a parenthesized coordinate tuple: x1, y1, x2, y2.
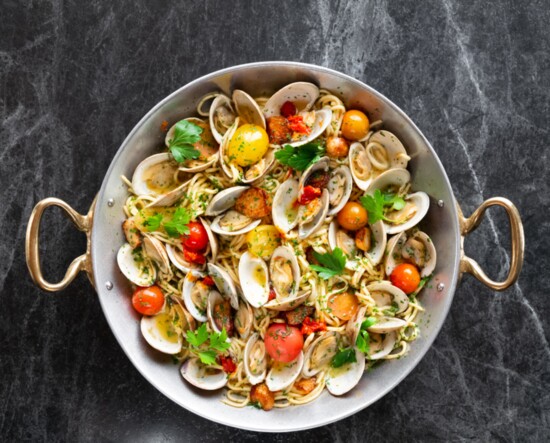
(163, 207, 192, 237)
(356, 317, 377, 354)
(331, 347, 357, 368)
(275, 142, 325, 171)
(360, 190, 406, 224)
(309, 247, 347, 279)
(186, 324, 230, 365)
(167, 120, 202, 163)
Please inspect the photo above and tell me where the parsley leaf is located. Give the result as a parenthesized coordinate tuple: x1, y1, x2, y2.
(356, 317, 377, 354)
(209, 329, 230, 353)
(309, 247, 347, 279)
(360, 190, 406, 224)
(167, 120, 202, 163)
(275, 142, 325, 171)
(163, 208, 192, 237)
(186, 323, 209, 347)
(361, 317, 377, 329)
(197, 350, 218, 365)
(143, 213, 163, 231)
(331, 347, 357, 368)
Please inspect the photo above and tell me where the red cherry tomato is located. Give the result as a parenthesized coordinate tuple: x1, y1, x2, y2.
(280, 101, 297, 118)
(183, 249, 206, 264)
(298, 185, 322, 205)
(183, 221, 209, 251)
(390, 263, 421, 294)
(264, 324, 304, 363)
(132, 286, 165, 316)
(287, 115, 310, 134)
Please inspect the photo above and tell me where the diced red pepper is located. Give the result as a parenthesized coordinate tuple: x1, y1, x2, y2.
(183, 249, 206, 264)
(219, 356, 237, 374)
(288, 115, 310, 135)
(298, 186, 322, 205)
(268, 288, 276, 301)
(202, 276, 215, 286)
(280, 101, 297, 118)
(301, 317, 327, 335)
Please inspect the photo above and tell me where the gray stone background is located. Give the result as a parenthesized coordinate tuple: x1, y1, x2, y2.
(1, 0, 548, 441)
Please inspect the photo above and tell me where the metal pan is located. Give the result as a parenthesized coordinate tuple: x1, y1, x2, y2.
(25, 62, 524, 432)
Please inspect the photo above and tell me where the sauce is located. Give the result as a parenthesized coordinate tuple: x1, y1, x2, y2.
(153, 313, 179, 344)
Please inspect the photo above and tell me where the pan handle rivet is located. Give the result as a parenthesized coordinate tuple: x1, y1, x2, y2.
(437, 200, 444, 208)
(437, 283, 445, 291)
(107, 198, 115, 207)
(105, 281, 113, 290)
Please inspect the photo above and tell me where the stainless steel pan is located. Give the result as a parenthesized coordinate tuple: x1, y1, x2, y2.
(25, 62, 524, 432)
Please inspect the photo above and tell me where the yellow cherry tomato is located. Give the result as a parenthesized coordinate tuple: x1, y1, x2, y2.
(341, 110, 370, 141)
(337, 202, 368, 231)
(227, 124, 269, 167)
(327, 292, 359, 321)
(246, 225, 281, 259)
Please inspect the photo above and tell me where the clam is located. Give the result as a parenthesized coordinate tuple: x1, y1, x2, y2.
(348, 130, 410, 191)
(385, 230, 437, 277)
(327, 166, 353, 215)
(209, 94, 236, 144)
(271, 178, 300, 233)
(265, 352, 304, 392)
(205, 186, 262, 236)
(366, 168, 430, 235)
(142, 234, 170, 274)
(265, 246, 305, 311)
(328, 219, 387, 268)
(232, 90, 266, 128)
(182, 275, 209, 322)
(117, 243, 156, 287)
(207, 290, 235, 335)
(180, 358, 227, 390)
(367, 281, 409, 314)
(238, 251, 270, 308)
(165, 118, 219, 173)
(243, 333, 267, 385)
(302, 331, 339, 377)
(207, 263, 240, 310)
(366, 317, 407, 334)
(297, 190, 329, 240)
(325, 348, 366, 396)
(165, 217, 217, 276)
(235, 300, 254, 339)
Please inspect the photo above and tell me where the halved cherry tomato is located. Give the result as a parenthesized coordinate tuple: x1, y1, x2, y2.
(183, 249, 206, 264)
(390, 263, 421, 294)
(183, 221, 208, 252)
(219, 356, 237, 374)
(301, 317, 327, 335)
(132, 286, 165, 316)
(280, 101, 297, 118)
(264, 324, 304, 363)
(337, 202, 368, 231)
(288, 115, 310, 134)
(341, 110, 370, 141)
(298, 185, 322, 205)
(202, 276, 215, 286)
(327, 292, 359, 321)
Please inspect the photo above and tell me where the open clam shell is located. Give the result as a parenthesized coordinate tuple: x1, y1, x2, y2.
(272, 178, 300, 233)
(142, 234, 170, 275)
(269, 246, 300, 301)
(209, 94, 236, 144)
(367, 281, 409, 314)
(367, 130, 410, 170)
(325, 348, 365, 396)
(117, 243, 156, 287)
(232, 89, 265, 128)
(327, 166, 353, 215)
(302, 331, 339, 378)
(385, 230, 437, 277)
(264, 290, 310, 312)
(266, 351, 304, 392)
(235, 300, 254, 339)
(140, 310, 182, 355)
(298, 189, 330, 240)
(207, 263, 239, 310)
(205, 186, 249, 216)
(367, 317, 407, 334)
(207, 290, 234, 335)
(346, 306, 368, 347)
(240, 148, 276, 184)
(238, 251, 269, 308)
(365, 167, 411, 195)
(262, 82, 320, 118)
(384, 192, 430, 235)
(298, 157, 329, 195)
(180, 358, 227, 391)
(328, 221, 358, 270)
(287, 109, 332, 148)
(131, 153, 181, 197)
(243, 332, 267, 385)
(182, 275, 208, 322)
(369, 332, 398, 360)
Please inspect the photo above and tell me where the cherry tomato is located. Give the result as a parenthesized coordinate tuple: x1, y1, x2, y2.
(132, 286, 165, 316)
(246, 225, 281, 259)
(300, 317, 327, 335)
(327, 292, 359, 321)
(227, 124, 269, 167)
(182, 221, 208, 251)
(183, 249, 206, 264)
(337, 202, 368, 231)
(298, 185, 322, 205)
(287, 115, 310, 134)
(390, 263, 421, 294)
(219, 356, 237, 373)
(341, 110, 370, 141)
(280, 101, 297, 117)
(326, 136, 349, 158)
(264, 324, 304, 363)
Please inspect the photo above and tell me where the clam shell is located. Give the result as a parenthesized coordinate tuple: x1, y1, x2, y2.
(182, 275, 208, 322)
(384, 192, 430, 235)
(235, 300, 254, 339)
(385, 230, 436, 277)
(243, 333, 267, 385)
(327, 166, 353, 215)
(368, 130, 410, 170)
(265, 352, 304, 392)
(367, 317, 407, 334)
(131, 153, 179, 197)
(262, 82, 319, 118)
(269, 245, 300, 301)
(142, 234, 170, 274)
(117, 243, 156, 287)
(367, 220, 387, 266)
(240, 149, 276, 185)
(210, 213, 261, 236)
(238, 251, 269, 308)
(165, 244, 205, 276)
(205, 186, 249, 216)
(346, 306, 368, 347)
(298, 156, 329, 196)
(369, 332, 397, 360)
(367, 281, 409, 314)
(264, 290, 310, 312)
(207, 263, 239, 310)
(365, 167, 411, 195)
(298, 189, 330, 240)
(302, 331, 339, 377)
(271, 178, 300, 233)
(218, 118, 240, 181)
(232, 89, 266, 128)
(287, 109, 332, 148)
(209, 94, 235, 144)
(349, 142, 372, 191)
(328, 221, 358, 270)
(180, 358, 227, 391)
(206, 290, 231, 334)
(325, 348, 365, 396)
(140, 311, 182, 355)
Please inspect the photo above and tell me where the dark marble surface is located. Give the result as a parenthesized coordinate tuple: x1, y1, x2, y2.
(1, 0, 549, 441)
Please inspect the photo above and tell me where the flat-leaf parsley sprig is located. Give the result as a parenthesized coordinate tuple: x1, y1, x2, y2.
(309, 247, 347, 280)
(360, 190, 406, 224)
(143, 207, 193, 237)
(275, 141, 325, 171)
(186, 323, 231, 365)
(167, 120, 203, 163)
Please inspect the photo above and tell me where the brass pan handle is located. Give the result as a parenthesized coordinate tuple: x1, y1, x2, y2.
(458, 197, 524, 291)
(25, 197, 96, 292)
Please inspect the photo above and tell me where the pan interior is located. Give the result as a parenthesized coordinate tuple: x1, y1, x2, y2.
(92, 62, 460, 432)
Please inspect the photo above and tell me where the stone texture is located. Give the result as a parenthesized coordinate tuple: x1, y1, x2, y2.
(1, 0, 549, 441)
